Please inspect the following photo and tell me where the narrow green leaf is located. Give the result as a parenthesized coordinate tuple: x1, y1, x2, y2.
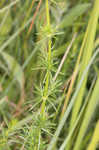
(73, 75, 99, 150)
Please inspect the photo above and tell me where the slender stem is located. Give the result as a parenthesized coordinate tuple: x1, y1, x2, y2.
(53, 33, 77, 81)
(41, 0, 51, 118)
(46, 0, 50, 26)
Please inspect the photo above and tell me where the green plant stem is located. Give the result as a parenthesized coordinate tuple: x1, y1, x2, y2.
(41, 0, 51, 118)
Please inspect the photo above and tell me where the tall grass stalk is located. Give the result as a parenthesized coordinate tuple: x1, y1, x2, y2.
(70, 0, 99, 129)
(73, 69, 99, 150)
(59, 76, 96, 150)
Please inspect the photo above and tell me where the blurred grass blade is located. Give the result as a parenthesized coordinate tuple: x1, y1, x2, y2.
(0, 17, 32, 53)
(0, 42, 40, 100)
(70, 0, 99, 129)
(59, 76, 96, 150)
(73, 74, 99, 150)
(1, 51, 24, 92)
(0, 0, 20, 13)
(59, 3, 91, 28)
(87, 121, 99, 150)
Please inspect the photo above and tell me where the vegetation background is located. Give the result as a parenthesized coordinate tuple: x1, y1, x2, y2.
(0, 0, 99, 150)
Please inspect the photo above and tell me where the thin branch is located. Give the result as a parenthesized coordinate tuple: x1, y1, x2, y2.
(53, 33, 77, 81)
(27, 0, 42, 35)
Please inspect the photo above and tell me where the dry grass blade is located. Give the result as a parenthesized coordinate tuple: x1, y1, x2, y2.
(53, 33, 77, 81)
